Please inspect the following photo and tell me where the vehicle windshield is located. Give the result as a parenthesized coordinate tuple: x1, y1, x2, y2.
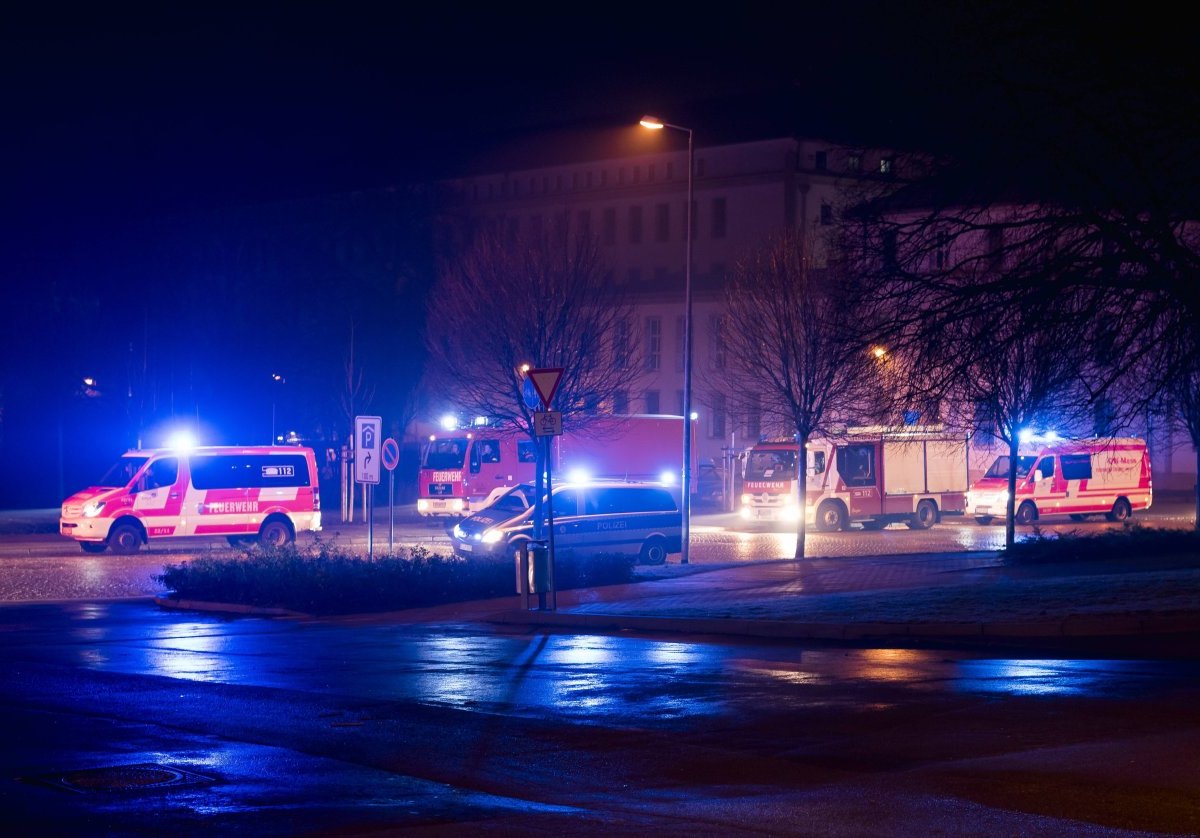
(421, 438, 469, 469)
(983, 455, 1037, 480)
(488, 483, 539, 515)
(98, 456, 150, 487)
(745, 449, 798, 480)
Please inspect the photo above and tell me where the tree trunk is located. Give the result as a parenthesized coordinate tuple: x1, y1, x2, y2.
(795, 432, 808, 560)
(1194, 445, 1199, 533)
(1005, 437, 1020, 550)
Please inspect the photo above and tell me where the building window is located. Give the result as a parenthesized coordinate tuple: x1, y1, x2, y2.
(646, 316, 662, 371)
(647, 164, 655, 182)
(506, 217, 519, 242)
(628, 206, 643, 244)
(530, 214, 543, 237)
(696, 158, 706, 177)
(820, 204, 833, 225)
(600, 170, 608, 186)
(653, 266, 668, 284)
(972, 401, 994, 447)
(612, 390, 629, 414)
(614, 318, 632, 370)
(626, 267, 642, 284)
(645, 390, 660, 414)
(711, 393, 727, 438)
(745, 395, 761, 442)
(556, 174, 563, 191)
(815, 150, 828, 170)
(602, 208, 617, 245)
(987, 226, 1004, 271)
(666, 162, 674, 179)
(572, 172, 580, 189)
(1094, 399, 1115, 436)
(847, 153, 862, 172)
(675, 315, 685, 372)
(709, 314, 727, 371)
(633, 166, 641, 184)
(586, 171, 593, 188)
(677, 389, 685, 415)
(711, 197, 726, 238)
(576, 210, 591, 238)
(655, 203, 670, 242)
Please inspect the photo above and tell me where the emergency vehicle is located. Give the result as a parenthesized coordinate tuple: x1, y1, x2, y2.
(417, 414, 693, 518)
(60, 446, 322, 554)
(967, 437, 1152, 525)
(740, 427, 970, 531)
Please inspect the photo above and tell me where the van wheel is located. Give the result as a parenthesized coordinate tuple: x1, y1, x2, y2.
(1106, 498, 1132, 522)
(907, 500, 938, 530)
(108, 522, 143, 555)
(259, 519, 294, 548)
(814, 500, 847, 532)
(1015, 502, 1038, 525)
(639, 536, 668, 565)
(80, 542, 107, 554)
(975, 516, 994, 526)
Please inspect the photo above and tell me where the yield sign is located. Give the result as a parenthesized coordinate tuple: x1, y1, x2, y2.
(527, 367, 563, 409)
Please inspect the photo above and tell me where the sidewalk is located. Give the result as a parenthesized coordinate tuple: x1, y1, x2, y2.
(480, 549, 1200, 656)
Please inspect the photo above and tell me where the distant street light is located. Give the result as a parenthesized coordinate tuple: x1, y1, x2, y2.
(640, 115, 694, 565)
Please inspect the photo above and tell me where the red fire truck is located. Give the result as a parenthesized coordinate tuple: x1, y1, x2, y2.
(740, 427, 969, 530)
(417, 414, 693, 518)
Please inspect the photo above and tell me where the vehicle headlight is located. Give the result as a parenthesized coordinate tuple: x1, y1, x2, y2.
(450, 499, 464, 512)
(83, 501, 106, 518)
(998, 490, 1009, 503)
(417, 499, 429, 512)
(740, 493, 752, 506)
(452, 524, 466, 539)
(481, 530, 503, 544)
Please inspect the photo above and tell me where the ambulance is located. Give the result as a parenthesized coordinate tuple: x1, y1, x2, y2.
(967, 437, 1152, 525)
(59, 446, 322, 553)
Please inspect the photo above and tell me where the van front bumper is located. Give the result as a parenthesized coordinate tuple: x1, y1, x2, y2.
(59, 517, 113, 541)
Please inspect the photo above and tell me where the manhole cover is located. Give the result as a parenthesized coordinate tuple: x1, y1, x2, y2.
(21, 763, 214, 794)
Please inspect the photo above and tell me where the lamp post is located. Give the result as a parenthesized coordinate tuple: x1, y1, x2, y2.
(640, 115, 693, 564)
(270, 373, 285, 444)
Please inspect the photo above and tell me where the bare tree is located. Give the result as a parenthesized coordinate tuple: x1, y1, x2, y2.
(719, 231, 886, 559)
(425, 228, 642, 530)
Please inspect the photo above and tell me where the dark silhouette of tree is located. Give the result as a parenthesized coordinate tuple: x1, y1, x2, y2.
(425, 228, 641, 533)
(718, 231, 885, 559)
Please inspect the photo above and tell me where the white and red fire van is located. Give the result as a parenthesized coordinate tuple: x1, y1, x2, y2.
(59, 446, 322, 553)
(967, 437, 1152, 525)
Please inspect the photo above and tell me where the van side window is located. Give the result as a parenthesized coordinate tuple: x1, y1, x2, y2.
(585, 487, 675, 514)
(1060, 454, 1091, 480)
(551, 489, 580, 516)
(191, 455, 311, 490)
(1036, 457, 1056, 479)
(477, 441, 501, 464)
(517, 441, 537, 463)
(138, 458, 178, 492)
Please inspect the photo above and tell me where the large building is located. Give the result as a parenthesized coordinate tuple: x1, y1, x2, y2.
(434, 132, 898, 468)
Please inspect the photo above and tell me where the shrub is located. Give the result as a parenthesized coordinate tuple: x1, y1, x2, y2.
(155, 540, 637, 615)
(1004, 523, 1200, 565)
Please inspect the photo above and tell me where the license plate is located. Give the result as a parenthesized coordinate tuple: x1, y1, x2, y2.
(974, 506, 990, 514)
(459, 543, 472, 552)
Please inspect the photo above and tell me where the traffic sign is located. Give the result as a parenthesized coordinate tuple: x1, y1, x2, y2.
(381, 437, 400, 472)
(522, 377, 541, 410)
(534, 411, 562, 437)
(527, 368, 563, 409)
(354, 416, 382, 484)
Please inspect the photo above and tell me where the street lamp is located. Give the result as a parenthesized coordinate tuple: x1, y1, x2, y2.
(640, 115, 694, 564)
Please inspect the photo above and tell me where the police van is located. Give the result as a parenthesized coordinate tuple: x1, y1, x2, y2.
(450, 480, 682, 565)
(60, 446, 322, 554)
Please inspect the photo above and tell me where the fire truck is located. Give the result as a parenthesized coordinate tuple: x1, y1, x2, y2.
(740, 427, 969, 530)
(417, 414, 692, 518)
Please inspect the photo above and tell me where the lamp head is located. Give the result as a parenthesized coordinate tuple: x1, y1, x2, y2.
(639, 116, 665, 130)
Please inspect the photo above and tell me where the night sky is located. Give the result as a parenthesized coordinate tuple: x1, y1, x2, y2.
(1, 3, 1195, 505)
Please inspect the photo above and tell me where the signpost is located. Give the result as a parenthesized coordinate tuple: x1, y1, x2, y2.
(525, 368, 563, 611)
(382, 436, 400, 552)
(355, 416, 382, 557)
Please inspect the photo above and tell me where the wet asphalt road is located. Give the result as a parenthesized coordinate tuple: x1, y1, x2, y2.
(0, 498, 1193, 603)
(2, 600, 1200, 835)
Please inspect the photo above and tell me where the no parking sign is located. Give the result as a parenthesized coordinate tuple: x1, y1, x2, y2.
(381, 437, 400, 472)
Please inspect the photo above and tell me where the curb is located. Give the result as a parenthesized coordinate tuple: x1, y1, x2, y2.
(153, 597, 308, 618)
(487, 609, 1200, 645)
